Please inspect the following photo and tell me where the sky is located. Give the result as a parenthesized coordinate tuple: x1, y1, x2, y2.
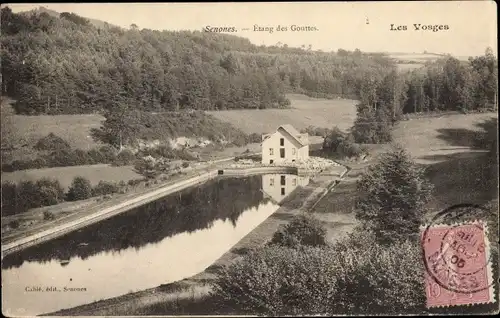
(5, 1, 497, 57)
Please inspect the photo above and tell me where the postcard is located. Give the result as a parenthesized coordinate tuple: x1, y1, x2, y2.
(1, 1, 498, 316)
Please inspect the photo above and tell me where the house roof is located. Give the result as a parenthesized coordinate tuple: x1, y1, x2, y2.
(260, 124, 310, 147)
(278, 125, 309, 147)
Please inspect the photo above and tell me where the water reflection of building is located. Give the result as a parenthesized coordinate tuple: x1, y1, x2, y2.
(261, 174, 310, 204)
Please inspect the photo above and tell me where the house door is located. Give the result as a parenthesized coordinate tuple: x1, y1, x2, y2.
(280, 148, 285, 158)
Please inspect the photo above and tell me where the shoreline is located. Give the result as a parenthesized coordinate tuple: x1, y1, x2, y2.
(47, 163, 349, 316)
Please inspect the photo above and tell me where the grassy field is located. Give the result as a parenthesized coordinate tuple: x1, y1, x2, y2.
(207, 94, 358, 134)
(1, 98, 104, 162)
(312, 112, 498, 233)
(387, 52, 470, 72)
(1, 164, 142, 189)
(1, 98, 103, 151)
(392, 112, 497, 162)
(392, 112, 498, 211)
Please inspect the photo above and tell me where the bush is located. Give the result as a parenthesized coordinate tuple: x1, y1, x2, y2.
(1, 162, 14, 172)
(323, 128, 366, 159)
(337, 139, 366, 159)
(331, 228, 426, 314)
(247, 133, 262, 143)
(139, 145, 197, 162)
(134, 158, 160, 179)
(268, 214, 327, 248)
(97, 145, 118, 162)
(92, 181, 119, 196)
(323, 127, 348, 153)
(127, 178, 143, 187)
(181, 162, 190, 168)
(2, 181, 19, 216)
(9, 220, 20, 229)
(67, 176, 93, 201)
(87, 145, 116, 164)
(211, 246, 339, 315)
(45, 149, 82, 167)
(2, 145, 121, 172)
(1, 179, 64, 215)
(212, 233, 426, 316)
(35, 178, 65, 206)
(43, 210, 55, 220)
(302, 125, 330, 137)
(112, 149, 137, 166)
(34, 133, 71, 151)
(17, 180, 39, 211)
(229, 135, 248, 147)
(355, 146, 433, 245)
(331, 229, 426, 314)
(2, 158, 47, 172)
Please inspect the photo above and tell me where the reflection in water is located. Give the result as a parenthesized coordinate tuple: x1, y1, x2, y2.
(1, 174, 307, 316)
(261, 174, 310, 204)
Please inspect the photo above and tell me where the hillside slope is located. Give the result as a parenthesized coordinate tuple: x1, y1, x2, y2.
(1, 6, 397, 115)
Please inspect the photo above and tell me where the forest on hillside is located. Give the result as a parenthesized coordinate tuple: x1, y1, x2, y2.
(1, 7, 497, 150)
(1, 7, 397, 115)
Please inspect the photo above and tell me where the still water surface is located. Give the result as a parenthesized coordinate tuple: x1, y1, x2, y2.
(2, 174, 308, 316)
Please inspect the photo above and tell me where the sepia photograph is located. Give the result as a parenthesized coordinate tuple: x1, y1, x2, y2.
(1, 1, 498, 316)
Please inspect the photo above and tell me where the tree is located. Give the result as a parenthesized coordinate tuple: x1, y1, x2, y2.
(60, 12, 89, 26)
(35, 178, 65, 206)
(99, 100, 140, 149)
(323, 126, 346, 153)
(351, 105, 378, 143)
(355, 146, 433, 244)
(67, 176, 93, 201)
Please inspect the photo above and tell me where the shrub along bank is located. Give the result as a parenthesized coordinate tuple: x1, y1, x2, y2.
(211, 216, 426, 315)
(2, 126, 259, 172)
(1, 176, 144, 217)
(322, 126, 368, 160)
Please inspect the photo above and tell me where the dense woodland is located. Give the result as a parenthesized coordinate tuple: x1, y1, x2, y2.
(1, 7, 397, 115)
(351, 50, 497, 143)
(1, 7, 497, 147)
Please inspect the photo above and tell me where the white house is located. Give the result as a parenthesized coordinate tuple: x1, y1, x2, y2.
(261, 125, 309, 164)
(261, 174, 310, 204)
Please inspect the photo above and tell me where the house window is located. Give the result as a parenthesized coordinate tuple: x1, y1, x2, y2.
(270, 178, 274, 186)
(292, 178, 297, 186)
(269, 148, 274, 155)
(292, 148, 296, 155)
(280, 148, 285, 158)
(281, 175, 286, 186)
(281, 187, 285, 195)
(280, 138, 284, 146)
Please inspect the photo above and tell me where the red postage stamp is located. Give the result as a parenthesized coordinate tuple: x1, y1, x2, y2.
(421, 220, 495, 308)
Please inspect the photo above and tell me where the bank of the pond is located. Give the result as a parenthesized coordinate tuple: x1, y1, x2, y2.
(49, 163, 349, 316)
(1, 164, 314, 257)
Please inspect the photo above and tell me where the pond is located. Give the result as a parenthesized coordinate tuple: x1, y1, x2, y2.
(1, 173, 309, 316)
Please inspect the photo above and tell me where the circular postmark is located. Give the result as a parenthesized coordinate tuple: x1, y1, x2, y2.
(421, 203, 494, 295)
